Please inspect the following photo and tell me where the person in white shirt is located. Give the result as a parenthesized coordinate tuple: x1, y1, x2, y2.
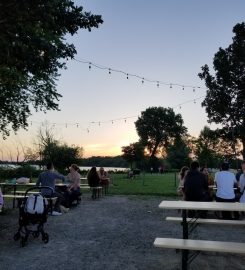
(214, 162, 238, 219)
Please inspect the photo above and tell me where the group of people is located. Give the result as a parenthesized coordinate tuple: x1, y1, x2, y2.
(177, 160, 245, 219)
(36, 163, 82, 216)
(87, 166, 109, 199)
(36, 163, 109, 215)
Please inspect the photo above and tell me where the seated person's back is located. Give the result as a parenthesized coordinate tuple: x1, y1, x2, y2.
(184, 161, 208, 201)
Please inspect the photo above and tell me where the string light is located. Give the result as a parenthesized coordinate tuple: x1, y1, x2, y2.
(74, 58, 205, 91)
(29, 96, 204, 132)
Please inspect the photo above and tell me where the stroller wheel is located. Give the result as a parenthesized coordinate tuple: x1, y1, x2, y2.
(32, 231, 40, 238)
(14, 232, 21, 241)
(20, 236, 27, 247)
(42, 233, 49, 244)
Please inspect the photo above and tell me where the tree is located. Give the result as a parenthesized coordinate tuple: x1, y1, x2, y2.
(135, 107, 187, 158)
(198, 22, 245, 159)
(121, 142, 145, 169)
(0, 1, 103, 137)
(166, 137, 191, 169)
(34, 124, 83, 170)
(42, 143, 83, 171)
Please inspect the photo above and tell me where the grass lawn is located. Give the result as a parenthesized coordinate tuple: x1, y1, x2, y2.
(108, 172, 178, 196)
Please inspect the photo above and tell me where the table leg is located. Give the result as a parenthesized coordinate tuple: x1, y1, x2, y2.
(13, 185, 16, 208)
(182, 209, 189, 270)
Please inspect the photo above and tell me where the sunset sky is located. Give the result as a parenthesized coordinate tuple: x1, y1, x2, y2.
(1, 0, 245, 160)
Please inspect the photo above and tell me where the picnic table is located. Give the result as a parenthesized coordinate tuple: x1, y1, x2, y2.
(155, 200, 245, 270)
(0, 182, 90, 208)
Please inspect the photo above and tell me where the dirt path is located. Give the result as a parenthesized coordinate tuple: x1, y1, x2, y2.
(0, 195, 245, 270)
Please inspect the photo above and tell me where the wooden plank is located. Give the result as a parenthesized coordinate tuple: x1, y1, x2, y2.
(166, 216, 245, 225)
(154, 238, 245, 254)
(159, 200, 245, 212)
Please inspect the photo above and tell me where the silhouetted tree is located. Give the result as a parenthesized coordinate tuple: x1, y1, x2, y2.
(199, 22, 245, 159)
(0, 0, 103, 137)
(135, 107, 187, 158)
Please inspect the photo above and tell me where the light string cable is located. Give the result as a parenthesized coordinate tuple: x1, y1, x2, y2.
(74, 58, 206, 91)
(29, 95, 205, 130)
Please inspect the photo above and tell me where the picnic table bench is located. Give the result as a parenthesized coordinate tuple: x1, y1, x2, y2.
(154, 200, 245, 270)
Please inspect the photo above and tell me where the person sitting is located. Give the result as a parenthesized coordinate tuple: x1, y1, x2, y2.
(200, 166, 214, 200)
(98, 167, 110, 194)
(87, 167, 100, 199)
(36, 162, 66, 216)
(177, 166, 189, 198)
(238, 161, 245, 203)
(64, 164, 81, 207)
(183, 161, 209, 218)
(214, 162, 238, 219)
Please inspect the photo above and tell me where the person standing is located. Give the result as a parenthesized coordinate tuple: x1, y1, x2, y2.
(36, 162, 66, 216)
(214, 162, 238, 219)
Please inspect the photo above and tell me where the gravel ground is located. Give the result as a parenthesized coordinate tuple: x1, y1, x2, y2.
(0, 195, 245, 270)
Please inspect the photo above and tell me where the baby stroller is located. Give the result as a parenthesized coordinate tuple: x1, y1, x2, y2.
(14, 186, 53, 247)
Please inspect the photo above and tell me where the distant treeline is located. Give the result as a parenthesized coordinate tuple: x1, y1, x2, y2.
(81, 156, 128, 168)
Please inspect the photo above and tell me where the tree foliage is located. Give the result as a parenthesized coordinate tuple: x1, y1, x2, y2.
(135, 107, 187, 157)
(166, 137, 191, 169)
(0, 0, 103, 137)
(121, 142, 145, 169)
(198, 22, 245, 158)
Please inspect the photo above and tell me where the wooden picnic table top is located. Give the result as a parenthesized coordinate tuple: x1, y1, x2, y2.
(159, 200, 245, 212)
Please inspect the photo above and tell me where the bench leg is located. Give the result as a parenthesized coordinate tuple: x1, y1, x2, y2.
(182, 209, 189, 270)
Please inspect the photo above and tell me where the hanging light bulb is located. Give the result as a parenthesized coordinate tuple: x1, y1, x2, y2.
(170, 84, 172, 89)
(179, 105, 181, 109)
(87, 129, 89, 133)
(193, 87, 195, 92)
(142, 78, 144, 84)
(194, 99, 196, 104)
(109, 68, 111, 74)
(76, 123, 79, 128)
(126, 74, 129, 79)
(89, 62, 91, 70)
(182, 86, 184, 91)
(157, 81, 159, 87)
(124, 119, 127, 123)
(112, 120, 114, 124)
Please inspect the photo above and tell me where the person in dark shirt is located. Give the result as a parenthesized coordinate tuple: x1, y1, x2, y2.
(87, 167, 100, 199)
(183, 161, 209, 217)
(184, 161, 209, 201)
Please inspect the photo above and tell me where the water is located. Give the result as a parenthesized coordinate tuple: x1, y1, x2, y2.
(79, 166, 128, 172)
(0, 164, 128, 172)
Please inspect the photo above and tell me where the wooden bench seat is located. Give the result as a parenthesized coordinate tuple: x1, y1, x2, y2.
(154, 238, 245, 254)
(166, 216, 245, 226)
